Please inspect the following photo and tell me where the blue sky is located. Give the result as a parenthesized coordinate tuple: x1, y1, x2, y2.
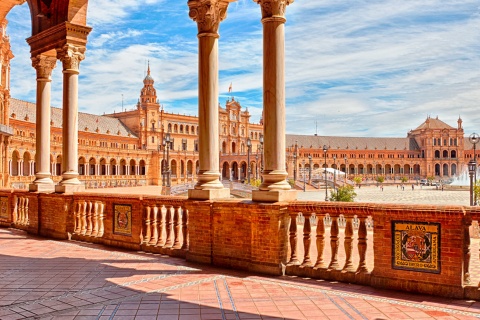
(5, 0, 480, 137)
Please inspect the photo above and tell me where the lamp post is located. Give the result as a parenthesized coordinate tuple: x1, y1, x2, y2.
(308, 154, 312, 184)
(162, 138, 166, 187)
(165, 133, 171, 189)
(323, 145, 328, 201)
(469, 133, 479, 204)
(293, 140, 298, 183)
(246, 138, 251, 184)
(344, 156, 348, 179)
(469, 159, 476, 206)
(333, 155, 336, 191)
(302, 159, 306, 192)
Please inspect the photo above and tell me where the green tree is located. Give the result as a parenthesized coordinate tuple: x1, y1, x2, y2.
(427, 176, 435, 185)
(330, 185, 357, 202)
(376, 176, 385, 184)
(353, 176, 362, 187)
(400, 176, 408, 183)
(474, 180, 480, 203)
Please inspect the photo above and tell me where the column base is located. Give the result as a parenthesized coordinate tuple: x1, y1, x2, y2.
(29, 183, 55, 193)
(188, 188, 230, 200)
(252, 189, 297, 203)
(55, 184, 85, 194)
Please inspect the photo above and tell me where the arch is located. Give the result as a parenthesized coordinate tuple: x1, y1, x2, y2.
(129, 159, 136, 176)
(89, 157, 96, 175)
(222, 141, 227, 154)
(442, 150, 448, 158)
(10, 150, 19, 176)
(110, 158, 117, 175)
(222, 162, 229, 179)
(451, 163, 457, 176)
(434, 150, 440, 158)
(180, 124, 184, 133)
(100, 158, 107, 175)
(435, 163, 441, 176)
(120, 159, 127, 175)
(180, 160, 185, 177)
(174, 124, 178, 133)
(168, 123, 172, 132)
(195, 160, 199, 174)
(187, 160, 193, 175)
(186, 126, 189, 134)
(139, 159, 146, 175)
(55, 155, 62, 176)
(78, 156, 86, 175)
(451, 150, 457, 158)
(170, 159, 177, 177)
(442, 163, 449, 176)
(240, 161, 247, 180)
(231, 162, 238, 180)
(23, 152, 32, 176)
(231, 142, 236, 154)
(240, 143, 245, 154)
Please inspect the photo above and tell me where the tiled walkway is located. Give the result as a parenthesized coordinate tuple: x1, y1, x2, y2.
(1, 228, 480, 320)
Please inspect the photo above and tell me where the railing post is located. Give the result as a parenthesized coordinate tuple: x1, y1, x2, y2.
(96, 202, 105, 237)
(343, 217, 355, 271)
(149, 206, 159, 245)
(356, 217, 368, 273)
(181, 207, 189, 250)
(86, 201, 93, 236)
(173, 206, 181, 249)
(287, 213, 300, 265)
(314, 215, 326, 268)
(164, 205, 173, 248)
(157, 205, 165, 247)
(328, 216, 340, 270)
(144, 206, 152, 244)
(301, 213, 312, 266)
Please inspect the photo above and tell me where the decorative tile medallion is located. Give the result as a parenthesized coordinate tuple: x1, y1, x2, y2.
(392, 220, 440, 273)
(113, 204, 132, 236)
(0, 197, 8, 219)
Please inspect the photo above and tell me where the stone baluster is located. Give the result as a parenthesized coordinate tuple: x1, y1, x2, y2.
(144, 206, 152, 244)
(80, 201, 87, 235)
(18, 197, 24, 224)
(73, 201, 81, 234)
(164, 205, 173, 248)
(22, 197, 29, 225)
(86, 201, 93, 236)
(97, 202, 105, 237)
(157, 205, 165, 246)
(357, 217, 368, 273)
(91, 202, 98, 237)
(287, 213, 300, 265)
(301, 213, 313, 266)
(12, 196, 18, 224)
(181, 207, 189, 250)
(173, 206, 182, 249)
(149, 206, 159, 245)
(328, 216, 340, 270)
(343, 216, 355, 271)
(314, 215, 326, 268)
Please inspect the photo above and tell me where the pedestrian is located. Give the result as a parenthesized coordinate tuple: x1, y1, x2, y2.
(412, 184, 414, 190)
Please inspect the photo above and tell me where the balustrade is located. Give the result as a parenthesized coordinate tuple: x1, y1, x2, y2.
(13, 196, 29, 226)
(142, 201, 188, 253)
(73, 200, 105, 237)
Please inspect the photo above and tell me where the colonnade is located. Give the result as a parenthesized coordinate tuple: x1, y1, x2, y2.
(28, 44, 87, 193)
(188, 0, 296, 202)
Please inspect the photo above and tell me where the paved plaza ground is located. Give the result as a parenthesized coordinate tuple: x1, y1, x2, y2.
(1, 185, 479, 319)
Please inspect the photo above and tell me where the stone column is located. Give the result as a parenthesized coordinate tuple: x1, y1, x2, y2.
(187, 0, 232, 200)
(252, 0, 296, 202)
(29, 54, 57, 192)
(55, 44, 85, 193)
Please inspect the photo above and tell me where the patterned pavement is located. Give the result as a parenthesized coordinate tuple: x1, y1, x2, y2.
(1, 227, 480, 320)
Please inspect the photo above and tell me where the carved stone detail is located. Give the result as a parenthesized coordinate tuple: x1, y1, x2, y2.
(31, 55, 57, 80)
(253, 0, 293, 19)
(188, 0, 231, 34)
(56, 44, 86, 72)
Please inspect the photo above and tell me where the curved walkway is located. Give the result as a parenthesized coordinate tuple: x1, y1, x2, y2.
(1, 228, 479, 320)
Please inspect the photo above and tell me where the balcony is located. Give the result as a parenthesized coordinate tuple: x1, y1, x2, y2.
(0, 124, 14, 136)
(0, 190, 479, 300)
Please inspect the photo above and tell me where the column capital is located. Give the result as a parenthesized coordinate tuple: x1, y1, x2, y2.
(253, 0, 293, 20)
(56, 44, 86, 72)
(188, 0, 233, 35)
(31, 55, 57, 80)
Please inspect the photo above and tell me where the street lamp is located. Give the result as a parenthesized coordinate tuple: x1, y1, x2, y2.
(469, 159, 476, 206)
(165, 133, 171, 189)
(293, 140, 298, 183)
(162, 138, 166, 187)
(302, 159, 306, 192)
(259, 134, 264, 182)
(308, 154, 312, 184)
(469, 133, 479, 204)
(333, 155, 336, 191)
(323, 145, 328, 201)
(246, 138, 251, 184)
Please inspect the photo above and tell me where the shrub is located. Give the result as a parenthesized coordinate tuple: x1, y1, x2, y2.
(329, 185, 357, 202)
